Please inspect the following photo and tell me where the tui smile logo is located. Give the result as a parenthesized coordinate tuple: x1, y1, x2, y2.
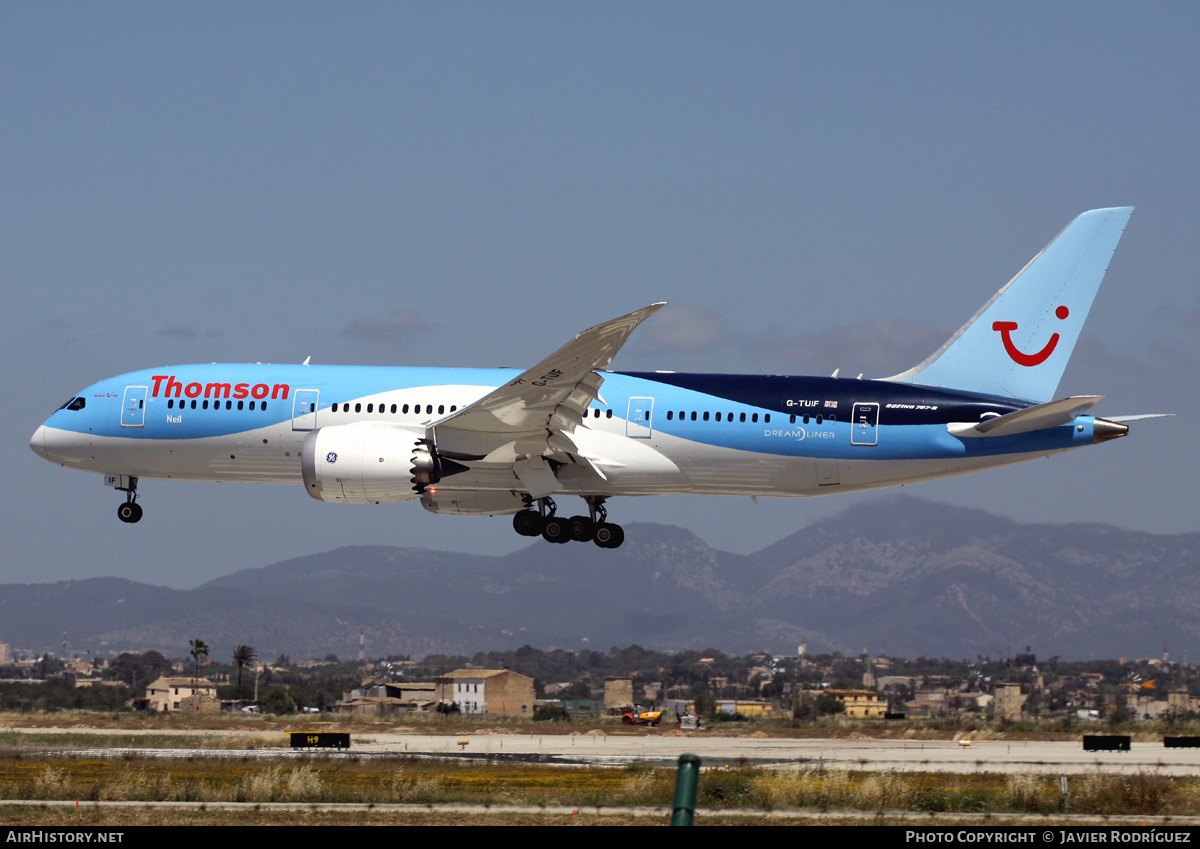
(993, 305, 1069, 367)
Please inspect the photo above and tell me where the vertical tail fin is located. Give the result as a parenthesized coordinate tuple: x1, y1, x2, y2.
(883, 207, 1133, 401)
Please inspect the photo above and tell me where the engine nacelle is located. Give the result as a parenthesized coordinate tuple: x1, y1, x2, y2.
(301, 423, 433, 503)
(420, 489, 529, 516)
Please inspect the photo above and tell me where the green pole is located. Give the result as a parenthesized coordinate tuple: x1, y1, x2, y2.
(671, 753, 701, 826)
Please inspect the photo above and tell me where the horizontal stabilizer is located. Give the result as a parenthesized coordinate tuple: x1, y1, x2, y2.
(947, 395, 1103, 438)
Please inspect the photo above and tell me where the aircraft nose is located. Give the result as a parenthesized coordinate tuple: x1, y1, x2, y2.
(30, 425, 48, 460)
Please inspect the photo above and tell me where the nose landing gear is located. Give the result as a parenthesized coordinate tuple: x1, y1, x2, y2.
(115, 476, 142, 524)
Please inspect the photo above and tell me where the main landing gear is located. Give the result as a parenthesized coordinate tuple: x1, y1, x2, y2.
(115, 476, 143, 524)
(512, 496, 624, 548)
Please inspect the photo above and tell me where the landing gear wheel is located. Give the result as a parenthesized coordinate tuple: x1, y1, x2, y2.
(567, 515, 594, 542)
(117, 502, 143, 524)
(593, 523, 624, 549)
(541, 516, 572, 544)
(513, 510, 544, 537)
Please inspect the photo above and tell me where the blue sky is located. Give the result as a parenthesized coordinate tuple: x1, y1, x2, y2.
(5, 2, 1198, 588)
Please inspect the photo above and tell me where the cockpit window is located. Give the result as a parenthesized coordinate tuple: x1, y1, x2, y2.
(57, 397, 86, 411)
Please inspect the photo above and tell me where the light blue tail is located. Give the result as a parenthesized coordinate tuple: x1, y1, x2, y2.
(883, 207, 1133, 402)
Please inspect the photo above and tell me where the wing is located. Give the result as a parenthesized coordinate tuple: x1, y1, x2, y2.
(429, 303, 665, 495)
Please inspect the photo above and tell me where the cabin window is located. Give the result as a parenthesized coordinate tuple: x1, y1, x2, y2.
(739, 412, 746, 422)
(167, 399, 174, 409)
(391, 404, 397, 413)
(355, 403, 361, 413)
(666, 411, 673, 420)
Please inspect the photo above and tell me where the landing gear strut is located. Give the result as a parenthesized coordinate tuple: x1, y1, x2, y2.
(513, 496, 554, 538)
(115, 477, 142, 524)
(512, 497, 572, 544)
(585, 496, 624, 549)
(512, 495, 624, 548)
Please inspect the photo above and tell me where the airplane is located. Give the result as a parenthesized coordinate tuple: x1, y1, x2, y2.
(31, 207, 1151, 549)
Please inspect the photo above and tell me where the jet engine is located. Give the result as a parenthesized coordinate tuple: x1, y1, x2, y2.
(300, 423, 467, 503)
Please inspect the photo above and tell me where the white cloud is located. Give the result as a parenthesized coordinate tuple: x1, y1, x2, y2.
(641, 304, 732, 352)
(341, 310, 429, 344)
(744, 319, 949, 376)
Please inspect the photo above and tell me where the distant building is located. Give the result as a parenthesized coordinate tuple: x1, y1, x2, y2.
(993, 683, 1026, 721)
(716, 700, 775, 718)
(909, 690, 947, 713)
(1168, 690, 1199, 714)
(436, 669, 534, 717)
(604, 677, 634, 710)
(827, 689, 886, 719)
(143, 676, 218, 713)
(333, 678, 437, 715)
(1131, 694, 1167, 719)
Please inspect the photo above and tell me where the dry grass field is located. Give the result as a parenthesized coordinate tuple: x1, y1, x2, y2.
(0, 712, 1198, 825)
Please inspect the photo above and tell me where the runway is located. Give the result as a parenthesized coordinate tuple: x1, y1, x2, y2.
(10, 726, 1200, 775)
(353, 732, 1200, 775)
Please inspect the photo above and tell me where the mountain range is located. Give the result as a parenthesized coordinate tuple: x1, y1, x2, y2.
(6, 496, 1199, 662)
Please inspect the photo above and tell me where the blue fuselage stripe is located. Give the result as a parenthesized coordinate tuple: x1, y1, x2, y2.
(42, 364, 1087, 463)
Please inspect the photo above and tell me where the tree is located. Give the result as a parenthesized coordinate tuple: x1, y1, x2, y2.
(262, 686, 296, 715)
(189, 639, 209, 682)
(814, 691, 845, 717)
(232, 645, 257, 694)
